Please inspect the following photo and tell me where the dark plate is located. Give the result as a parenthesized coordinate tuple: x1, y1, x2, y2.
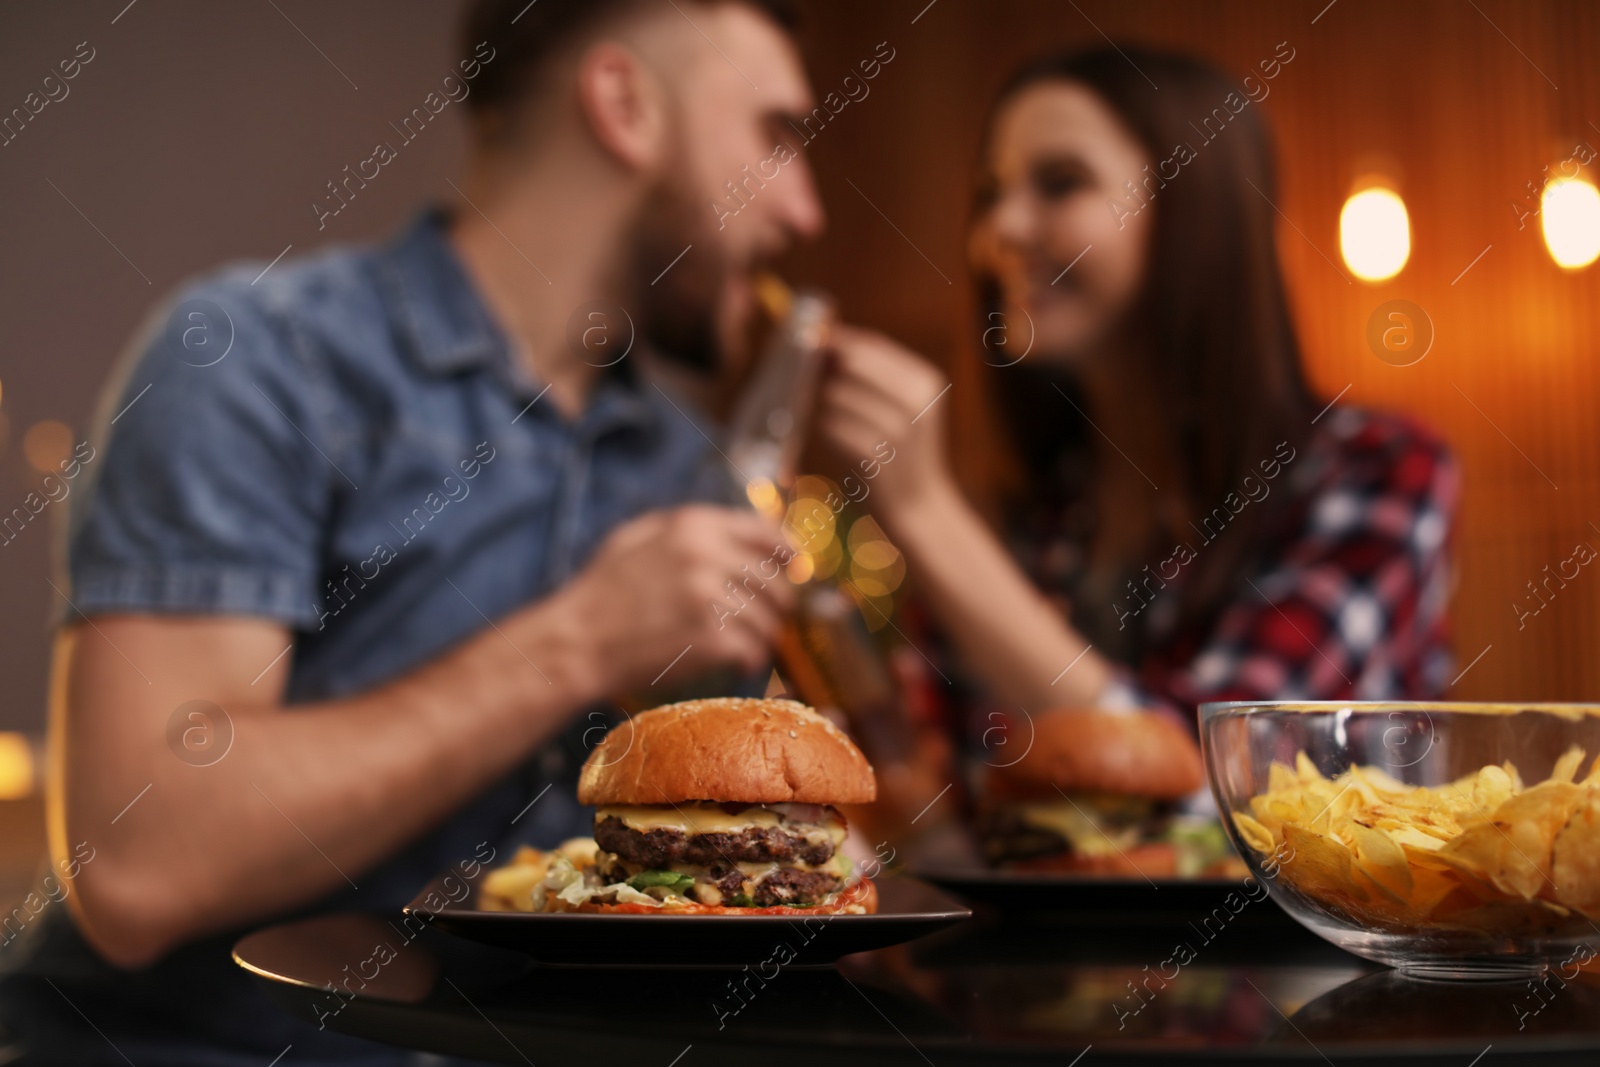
(913, 864, 1276, 914)
(402, 871, 971, 967)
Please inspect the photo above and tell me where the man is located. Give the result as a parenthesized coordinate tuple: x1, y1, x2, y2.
(0, 0, 822, 1061)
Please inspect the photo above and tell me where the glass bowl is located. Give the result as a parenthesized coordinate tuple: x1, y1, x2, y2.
(1201, 701, 1600, 980)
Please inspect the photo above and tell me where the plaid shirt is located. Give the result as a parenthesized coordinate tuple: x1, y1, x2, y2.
(913, 405, 1459, 738)
(1118, 406, 1459, 716)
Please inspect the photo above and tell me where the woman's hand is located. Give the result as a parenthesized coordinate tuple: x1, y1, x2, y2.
(815, 325, 1115, 711)
(816, 324, 955, 525)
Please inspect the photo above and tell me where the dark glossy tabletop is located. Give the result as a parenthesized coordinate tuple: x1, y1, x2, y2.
(233, 875, 1600, 1066)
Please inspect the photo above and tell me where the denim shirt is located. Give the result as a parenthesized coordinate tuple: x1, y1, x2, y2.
(3, 210, 740, 1065)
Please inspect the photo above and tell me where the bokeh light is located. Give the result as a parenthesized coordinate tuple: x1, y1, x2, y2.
(1340, 188, 1411, 282)
(845, 515, 887, 552)
(785, 551, 816, 584)
(745, 477, 781, 518)
(808, 535, 844, 581)
(849, 543, 906, 598)
(0, 733, 34, 800)
(782, 476, 908, 626)
(1542, 178, 1600, 270)
(792, 475, 835, 504)
(846, 516, 906, 597)
(22, 419, 73, 474)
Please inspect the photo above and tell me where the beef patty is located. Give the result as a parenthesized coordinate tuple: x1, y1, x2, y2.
(594, 849, 843, 906)
(978, 803, 1178, 867)
(594, 815, 836, 868)
(749, 868, 842, 907)
(977, 808, 1071, 866)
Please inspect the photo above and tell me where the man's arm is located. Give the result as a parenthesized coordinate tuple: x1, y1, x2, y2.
(54, 505, 791, 968)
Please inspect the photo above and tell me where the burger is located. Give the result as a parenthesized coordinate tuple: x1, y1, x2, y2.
(978, 708, 1229, 878)
(536, 697, 879, 914)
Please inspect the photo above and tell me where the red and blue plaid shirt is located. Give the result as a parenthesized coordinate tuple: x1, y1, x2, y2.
(910, 405, 1460, 735)
(1117, 406, 1458, 717)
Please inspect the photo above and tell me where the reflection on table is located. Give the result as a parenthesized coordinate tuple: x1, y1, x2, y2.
(233, 878, 1600, 1066)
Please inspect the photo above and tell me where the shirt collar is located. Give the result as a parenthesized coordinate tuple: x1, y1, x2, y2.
(379, 207, 513, 376)
(378, 208, 669, 437)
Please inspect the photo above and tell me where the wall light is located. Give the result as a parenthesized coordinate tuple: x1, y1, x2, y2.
(1340, 188, 1411, 282)
(1542, 178, 1600, 270)
(0, 733, 34, 800)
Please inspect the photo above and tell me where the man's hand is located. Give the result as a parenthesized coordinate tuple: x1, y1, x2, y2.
(559, 504, 796, 690)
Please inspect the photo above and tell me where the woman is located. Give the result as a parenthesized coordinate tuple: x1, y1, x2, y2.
(816, 47, 1459, 729)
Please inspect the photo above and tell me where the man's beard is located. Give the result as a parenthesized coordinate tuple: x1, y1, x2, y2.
(624, 173, 730, 375)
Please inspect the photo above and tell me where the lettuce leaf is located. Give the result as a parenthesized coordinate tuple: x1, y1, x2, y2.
(627, 869, 696, 894)
(532, 856, 663, 910)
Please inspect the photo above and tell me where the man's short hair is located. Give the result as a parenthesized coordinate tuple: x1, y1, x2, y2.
(460, 0, 799, 122)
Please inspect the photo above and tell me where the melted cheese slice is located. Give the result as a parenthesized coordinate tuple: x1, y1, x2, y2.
(598, 803, 786, 834)
(597, 802, 846, 847)
(1016, 802, 1096, 841)
(1015, 802, 1135, 857)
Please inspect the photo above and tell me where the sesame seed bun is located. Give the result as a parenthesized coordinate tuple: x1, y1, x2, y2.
(577, 698, 877, 806)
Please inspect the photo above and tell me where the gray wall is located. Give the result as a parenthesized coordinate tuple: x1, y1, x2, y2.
(0, 0, 471, 729)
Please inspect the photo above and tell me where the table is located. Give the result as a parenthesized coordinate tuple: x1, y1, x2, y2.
(233, 884, 1600, 1066)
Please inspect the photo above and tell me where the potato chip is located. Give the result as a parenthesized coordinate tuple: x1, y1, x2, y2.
(1232, 811, 1276, 855)
(1501, 759, 1525, 792)
(1257, 794, 1305, 836)
(1583, 755, 1600, 787)
(1454, 763, 1516, 814)
(1405, 866, 1465, 917)
(1268, 760, 1299, 796)
(1349, 823, 1413, 897)
(1349, 865, 1407, 915)
(1551, 745, 1587, 784)
(1552, 789, 1600, 918)
(1281, 822, 1368, 905)
(1428, 883, 1487, 922)
(1437, 782, 1581, 901)
(1231, 743, 1600, 939)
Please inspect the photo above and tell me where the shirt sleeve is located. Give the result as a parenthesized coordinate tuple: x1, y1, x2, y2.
(1114, 419, 1460, 718)
(61, 275, 338, 629)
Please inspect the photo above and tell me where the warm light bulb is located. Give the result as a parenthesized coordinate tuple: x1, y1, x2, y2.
(0, 733, 33, 800)
(1340, 188, 1411, 282)
(1542, 178, 1600, 270)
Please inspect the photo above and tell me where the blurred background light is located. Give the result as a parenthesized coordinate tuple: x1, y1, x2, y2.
(1542, 178, 1600, 270)
(1340, 187, 1411, 281)
(745, 477, 780, 518)
(0, 734, 34, 800)
(22, 420, 73, 474)
(785, 552, 816, 584)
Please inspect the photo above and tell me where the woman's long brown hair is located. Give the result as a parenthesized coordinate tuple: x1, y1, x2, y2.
(952, 46, 1320, 654)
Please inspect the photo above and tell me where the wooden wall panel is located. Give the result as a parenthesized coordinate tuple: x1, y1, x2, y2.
(785, 0, 1600, 702)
